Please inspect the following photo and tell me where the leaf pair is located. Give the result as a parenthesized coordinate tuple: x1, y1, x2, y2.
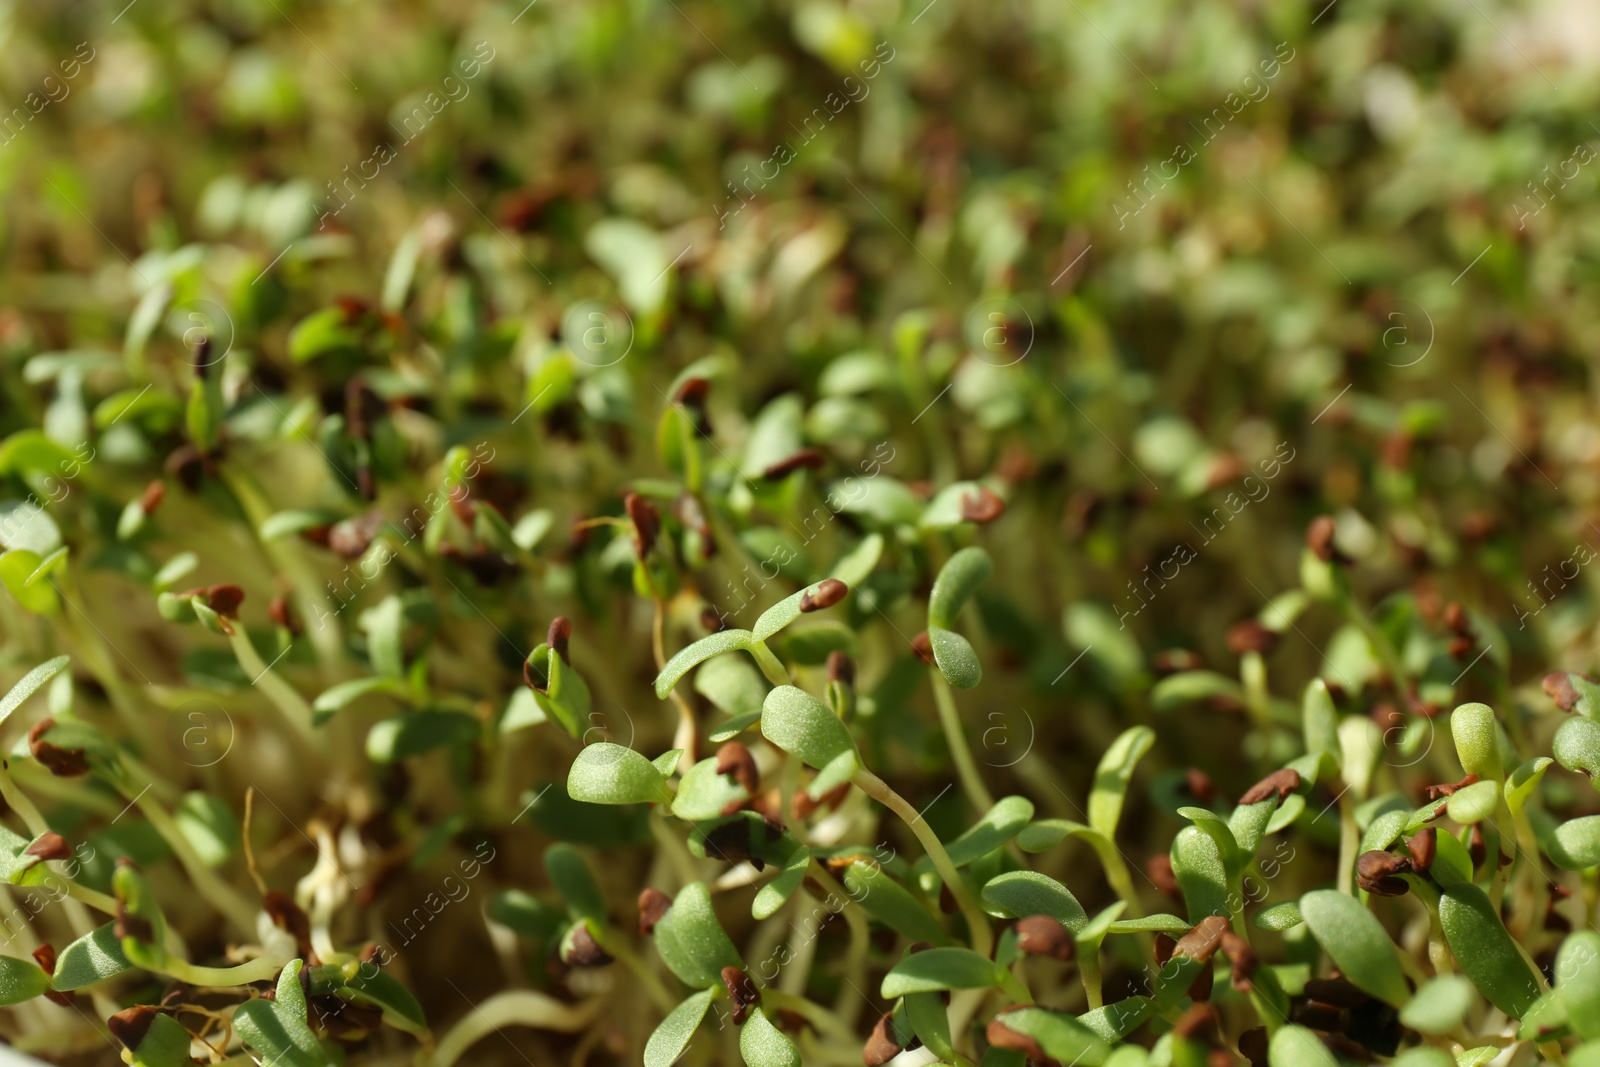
(924, 546, 992, 689)
(568, 743, 679, 806)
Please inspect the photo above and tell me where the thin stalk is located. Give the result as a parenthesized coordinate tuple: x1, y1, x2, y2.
(591, 928, 674, 1014)
(163, 955, 285, 987)
(852, 768, 992, 958)
(998, 970, 1031, 1003)
(806, 863, 870, 1028)
(930, 672, 994, 812)
(428, 992, 603, 1067)
(1079, 945, 1104, 1008)
(10, 761, 123, 817)
(652, 600, 698, 759)
(780, 754, 802, 827)
(649, 809, 700, 887)
(748, 641, 790, 687)
(1336, 789, 1359, 896)
(0, 763, 99, 938)
(128, 783, 259, 937)
(65, 881, 119, 917)
(227, 628, 316, 744)
(940, 989, 987, 1067)
(761, 989, 860, 1048)
(778, 890, 821, 997)
(1345, 603, 1408, 695)
(1239, 651, 1273, 745)
(1539, 1042, 1569, 1066)
(217, 464, 343, 665)
(1088, 836, 1143, 919)
(1508, 806, 1547, 940)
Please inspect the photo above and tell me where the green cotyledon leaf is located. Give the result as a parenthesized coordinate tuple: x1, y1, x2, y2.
(1299, 890, 1409, 1008)
(544, 844, 606, 923)
(759, 685, 857, 770)
(927, 625, 981, 688)
(233, 961, 333, 1067)
(928, 546, 992, 629)
(0, 955, 50, 1006)
(1170, 825, 1230, 921)
(1445, 779, 1501, 824)
(751, 844, 809, 921)
(306, 962, 426, 1036)
(1398, 974, 1476, 1036)
(839, 860, 950, 945)
(944, 795, 1034, 867)
(1556, 717, 1600, 782)
(980, 871, 1087, 931)
(1542, 814, 1600, 870)
(116, 1010, 194, 1067)
(904, 991, 956, 1063)
(643, 988, 714, 1067)
(693, 653, 767, 718)
(1558, 931, 1600, 1040)
(988, 1006, 1110, 1066)
(881, 947, 1000, 996)
(1450, 702, 1504, 781)
(111, 862, 167, 971)
(651, 882, 742, 989)
(740, 1005, 800, 1067)
(53, 922, 132, 990)
(1267, 1024, 1340, 1066)
(655, 630, 756, 697)
(752, 578, 849, 641)
(1439, 882, 1541, 1018)
(566, 743, 674, 806)
(1088, 726, 1154, 842)
(0, 655, 70, 727)
(670, 757, 749, 822)
(1151, 670, 1245, 712)
(1302, 678, 1341, 777)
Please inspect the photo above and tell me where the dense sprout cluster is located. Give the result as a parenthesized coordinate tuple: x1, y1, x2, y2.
(4, 0, 1600, 1066)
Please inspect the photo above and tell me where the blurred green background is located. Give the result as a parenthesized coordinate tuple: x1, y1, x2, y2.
(4, 0, 1600, 1060)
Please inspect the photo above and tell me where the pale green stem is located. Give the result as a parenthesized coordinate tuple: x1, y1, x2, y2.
(1079, 945, 1104, 1008)
(11, 761, 124, 817)
(590, 928, 675, 1014)
(760, 989, 860, 1048)
(650, 809, 700, 887)
(930, 672, 995, 812)
(66, 882, 119, 916)
(129, 783, 259, 937)
(748, 641, 790, 687)
(779, 889, 821, 997)
(780, 754, 802, 827)
(218, 464, 343, 665)
(998, 970, 1031, 1003)
(427, 992, 602, 1067)
(1346, 603, 1408, 694)
(806, 863, 870, 1028)
(1395, 946, 1431, 988)
(1240, 651, 1273, 744)
(939, 989, 986, 1067)
(1508, 806, 1546, 940)
(0, 763, 99, 938)
(1336, 790, 1359, 896)
(165, 954, 285, 987)
(852, 768, 992, 959)
(228, 627, 316, 743)
(1089, 837, 1143, 919)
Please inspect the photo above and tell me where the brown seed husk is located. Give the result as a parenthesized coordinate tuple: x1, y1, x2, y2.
(637, 887, 671, 936)
(1015, 915, 1075, 961)
(1238, 768, 1301, 805)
